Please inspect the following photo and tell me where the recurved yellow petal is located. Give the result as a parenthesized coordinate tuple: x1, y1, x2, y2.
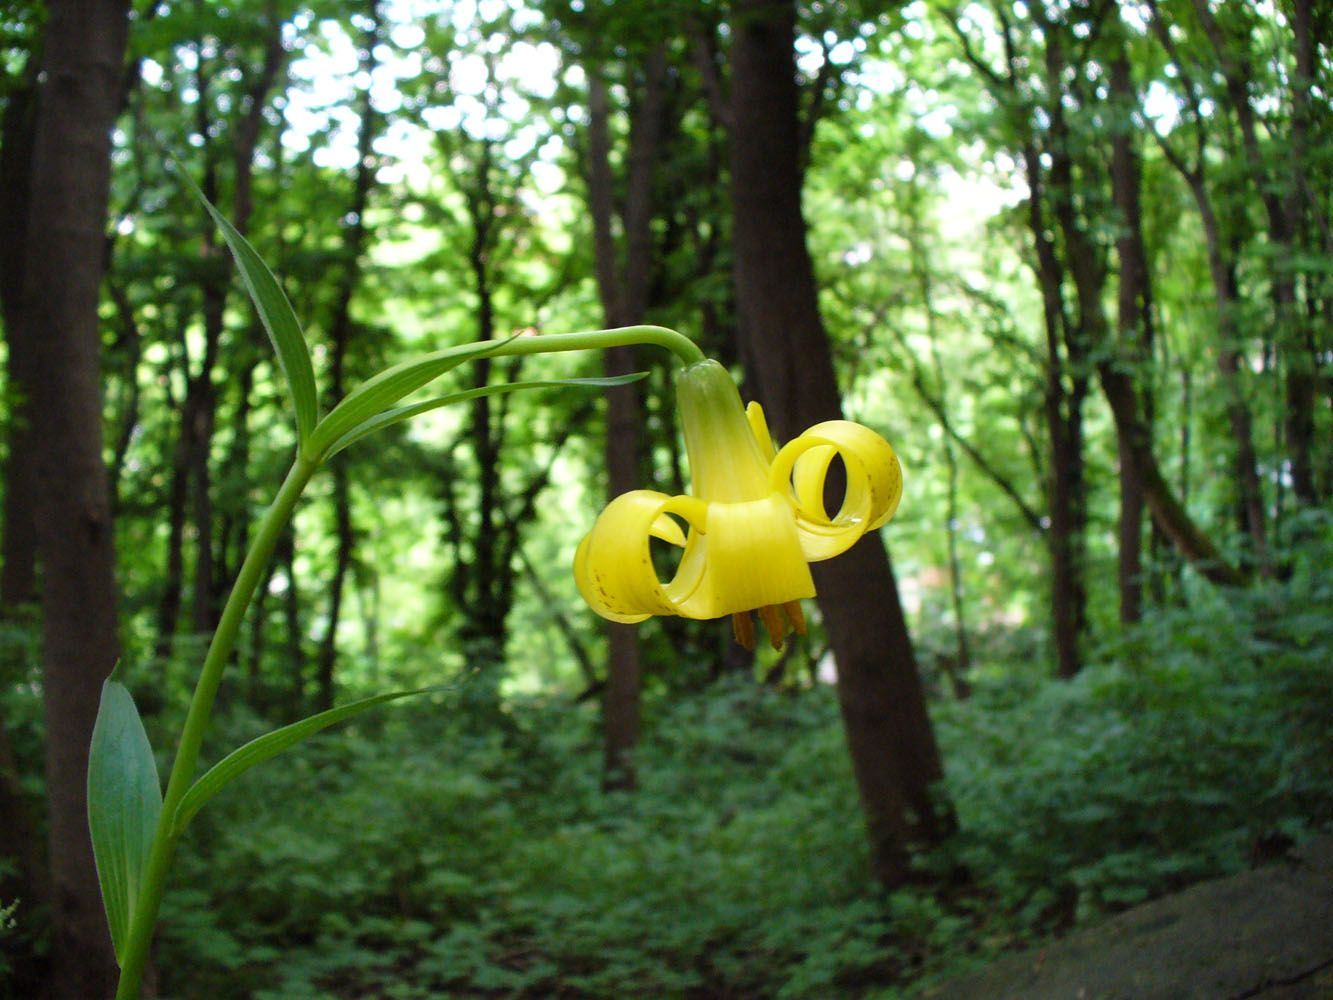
(770, 420, 903, 562)
(573, 490, 815, 623)
(573, 490, 707, 624)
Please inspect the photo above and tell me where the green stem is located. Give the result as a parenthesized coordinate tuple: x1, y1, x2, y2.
(114, 454, 318, 1000)
(478, 324, 706, 366)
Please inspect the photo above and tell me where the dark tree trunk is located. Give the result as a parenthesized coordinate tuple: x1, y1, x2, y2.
(154, 328, 191, 660)
(1098, 360, 1249, 587)
(316, 2, 379, 712)
(729, 0, 948, 884)
(1145, 2, 1270, 570)
(21, 2, 131, 996)
(1190, 0, 1318, 506)
(105, 275, 144, 518)
(584, 49, 668, 791)
(0, 54, 41, 610)
(1020, 137, 1088, 679)
(277, 526, 305, 718)
(457, 136, 507, 687)
(1109, 44, 1153, 625)
(1037, 13, 1108, 676)
(950, 4, 1090, 677)
(905, 172, 971, 690)
(156, 17, 286, 654)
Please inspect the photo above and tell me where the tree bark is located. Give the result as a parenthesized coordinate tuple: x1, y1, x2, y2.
(1109, 43, 1152, 625)
(1143, 1, 1270, 568)
(1019, 134, 1089, 679)
(0, 63, 41, 611)
(316, 1, 379, 712)
(729, 0, 947, 884)
(584, 49, 668, 791)
(21, 2, 131, 996)
(1098, 360, 1249, 587)
(1190, 0, 1318, 506)
(905, 171, 971, 690)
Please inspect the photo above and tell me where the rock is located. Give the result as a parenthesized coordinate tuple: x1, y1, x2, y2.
(919, 835, 1333, 1000)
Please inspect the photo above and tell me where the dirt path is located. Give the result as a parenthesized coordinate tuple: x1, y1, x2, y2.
(919, 834, 1333, 1000)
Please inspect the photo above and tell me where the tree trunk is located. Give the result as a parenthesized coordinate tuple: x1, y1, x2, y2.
(0, 54, 41, 610)
(584, 49, 668, 791)
(1098, 360, 1249, 587)
(154, 341, 190, 659)
(1146, 0, 1270, 568)
(21, 2, 131, 995)
(905, 169, 971, 690)
(315, 2, 378, 712)
(1019, 137, 1088, 679)
(729, 0, 948, 884)
(1109, 44, 1153, 625)
(950, 4, 1090, 677)
(1190, 0, 1318, 506)
(278, 526, 305, 719)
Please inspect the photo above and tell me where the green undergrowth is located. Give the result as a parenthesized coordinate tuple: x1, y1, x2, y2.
(157, 576, 1333, 999)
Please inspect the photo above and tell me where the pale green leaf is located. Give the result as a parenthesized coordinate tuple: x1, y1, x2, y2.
(322, 373, 649, 458)
(305, 339, 509, 460)
(88, 679, 163, 966)
(171, 689, 425, 835)
(171, 160, 319, 448)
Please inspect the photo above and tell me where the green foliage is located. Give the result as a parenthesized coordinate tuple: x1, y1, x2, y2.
(155, 565, 1333, 998)
(87, 679, 164, 966)
(932, 552, 1333, 948)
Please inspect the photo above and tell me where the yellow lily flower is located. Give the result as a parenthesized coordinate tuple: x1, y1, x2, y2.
(574, 359, 902, 650)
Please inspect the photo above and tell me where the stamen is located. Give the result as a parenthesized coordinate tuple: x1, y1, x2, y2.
(731, 611, 755, 651)
(758, 605, 787, 650)
(781, 600, 807, 637)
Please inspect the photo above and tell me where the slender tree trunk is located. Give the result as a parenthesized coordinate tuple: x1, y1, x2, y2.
(1191, 0, 1317, 506)
(315, 2, 378, 711)
(277, 527, 305, 718)
(105, 276, 144, 517)
(1146, 0, 1270, 567)
(1098, 360, 1249, 586)
(155, 333, 192, 659)
(906, 170, 971, 689)
(730, 0, 948, 884)
(0, 59, 41, 610)
(187, 353, 219, 634)
(1019, 137, 1088, 679)
(1109, 44, 1153, 625)
(215, 354, 256, 592)
(584, 50, 667, 790)
(21, 2, 131, 996)
(950, 4, 1089, 677)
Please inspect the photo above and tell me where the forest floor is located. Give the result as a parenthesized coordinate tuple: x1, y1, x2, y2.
(919, 833, 1333, 1000)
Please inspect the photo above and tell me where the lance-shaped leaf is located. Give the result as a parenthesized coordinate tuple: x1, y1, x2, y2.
(171, 689, 425, 835)
(171, 159, 319, 448)
(304, 339, 516, 460)
(88, 678, 163, 966)
(322, 373, 649, 458)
